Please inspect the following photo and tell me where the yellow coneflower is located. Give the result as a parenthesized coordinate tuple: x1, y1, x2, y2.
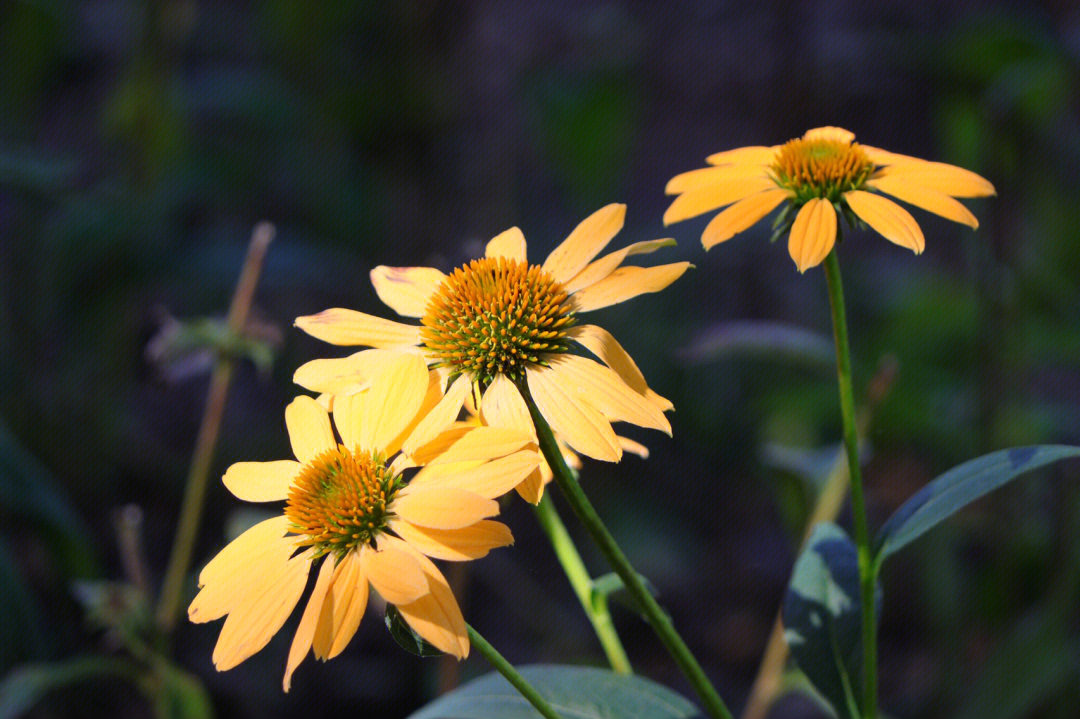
(294, 205, 686, 470)
(664, 126, 995, 272)
(188, 353, 540, 691)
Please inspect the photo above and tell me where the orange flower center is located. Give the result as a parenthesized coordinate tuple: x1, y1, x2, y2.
(285, 446, 400, 557)
(771, 138, 872, 203)
(420, 257, 576, 384)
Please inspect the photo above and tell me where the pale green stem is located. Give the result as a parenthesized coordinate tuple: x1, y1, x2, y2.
(822, 249, 877, 719)
(533, 494, 632, 674)
(467, 624, 564, 719)
(518, 381, 733, 719)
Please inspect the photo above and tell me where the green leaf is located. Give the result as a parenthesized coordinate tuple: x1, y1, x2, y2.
(145, 663, 214, 719)
(385, 605, 442, 658)
(407, 664, 704, 719)
(782, 523, 865, 719)
(874, 446, 1080, 564)
(0, 656, 137, 719)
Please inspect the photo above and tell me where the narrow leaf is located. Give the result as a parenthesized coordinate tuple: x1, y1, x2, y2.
(385, 605, 442, 658)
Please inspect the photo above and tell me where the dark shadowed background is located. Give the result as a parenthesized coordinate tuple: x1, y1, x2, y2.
(3, 1, 1080, 717)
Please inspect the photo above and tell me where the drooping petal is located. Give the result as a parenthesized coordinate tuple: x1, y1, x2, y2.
(844, 190, 926, 254)
(401, 375, 470, 457)
(568, 324, 672, 411)
(312, 551, 368, 660)
(428, 426, 535, 464)
(701, 188, 790, 250)
(222, 461, 300, 503)
(211, 549, 312, 671)
(485, 227, 528, 262)
(190, 517, 296, 623)
(285, 396, 336, 465)
(867, 175, 980, 227)
(293, 348, 409, 396)
(294, 308, 422, 347)
(333, 352, 430, 454)
(393, 486, 499, 529)
(803, 126, 856, 144)
(514, 470, 545, 504)
(283, 556, 335, 692)
(665, 163, 774, 194)
(360, 543, 428, 605)
(385, 537, 468, 658)
(564, 238, 677, 294)
(389, 519, 513, 561)
(408, 450, 541, 498)
(547, 355, 671, 434)
(370, 266, 446, 318)
(571, 262, 691, 313)
(526, 365, 621, 462)
(787, 198, 838, 273)
(663, 175, 776, 225)
(705, 145, 778, 166)
(618, 436, 649, 458)
(542, 204, 625, 284)
(479, 374, 535, 437)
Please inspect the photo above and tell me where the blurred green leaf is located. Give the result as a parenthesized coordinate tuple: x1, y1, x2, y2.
(407, 664, 704, 719)
(385, 605, 442, 658)
(782, 523, 866, 719)
(0, 537, 46, 672)
(678, 321, 834, 367)
(874, 446, 1080, 564)
(144, 663, 213, 719)
(0, 147, 78, 193)
(0, 656, 137, 719)
(591, 571, 662, 619)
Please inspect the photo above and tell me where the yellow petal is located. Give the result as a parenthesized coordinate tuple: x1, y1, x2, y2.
(293, 348, 408, 396)
(864, 150, 996, 197)
(663, 176, 776, 225)
(409, 450, 541, 498)
(547, 355, 671, 434)
(370, 266, 446, 318)
(526, 365, 621, 462)
(485, 227, 528, 262)
(665, 164, 773, 195)
(542, 204, 625, 284)
(514, 469, 545, 504)
(571, 262, 691, 313)
(283, 556, 335, 692)
(294, 308, 421, 347)
(564, 238, 676, 294)
(190, 519, 296, 623)
(393, 486, 499, 529)
(803, 126, 855, 144)
(705, 145, 778, 166)
(360, 543, 428, 605)
(212, 549, 312, 671)
(389, 518, 513, 561)
(401, 375, 470, 457)
(285, 395, 336, 464)
(844, 190, 925, 254)
(701, 188, 790, 250)
(385, 537, 467, 658)
(478, 374, 535, 438)
(788, 198, 838, 273)
(333, 352, 430, 454)
(568, 324, 672, 411)
(866, 176, 979, 228)
(382, 367, 446, 459)
(312, 551, 368, 660)
(618, 436, 649, 459)
(222, 460, 300, 503)
(429, 426, 535, 464)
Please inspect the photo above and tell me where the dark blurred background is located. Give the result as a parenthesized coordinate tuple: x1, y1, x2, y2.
(3, 1, 1080, 717)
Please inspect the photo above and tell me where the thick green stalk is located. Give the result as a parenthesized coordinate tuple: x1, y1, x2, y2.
(467, 624, 563, 719)
(533, 494, 632, 674)
(822, 249, 877, 719)
(518, 382, 733, 719)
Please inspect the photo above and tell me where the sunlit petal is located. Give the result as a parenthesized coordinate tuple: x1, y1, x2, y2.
(294, 308, 422, 347)
(571, 262, 691, 313)
(868, 176, 980, 227)
(370, 266, 446, 318)
(389, 519, 513, 561)
(285, 396, 336, 465)
(222, 461, 300, 503)
(663, 175, 775, 224)
(485, 227, 528, 262)
(844, 190, 925, 254)
(542, 204, 625, 284)
(526, 365, 621, 462)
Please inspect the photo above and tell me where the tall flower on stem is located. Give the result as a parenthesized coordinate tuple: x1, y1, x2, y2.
(188, 353, 540, 691)
(664, 126, 995, 272)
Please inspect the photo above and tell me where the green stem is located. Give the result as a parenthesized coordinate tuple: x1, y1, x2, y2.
(519, 382, 733, 719)
(467, 624, 563, 719)
(533, 494, 633, 674)
(155, 222, 275, 635)
(822, 249, 877, 719)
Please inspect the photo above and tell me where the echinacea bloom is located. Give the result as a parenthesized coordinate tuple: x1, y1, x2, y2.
(188, 353, 540, 691)
(294, 204, 686, 473)
(664, 126, 996, 272)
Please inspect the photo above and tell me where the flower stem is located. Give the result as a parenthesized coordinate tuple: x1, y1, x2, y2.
(155, 222, 275, 635)
(518, 383, 733, 719)
(822, 249, 877, 719)
(533, 493, 633, 674)
(467, 624, 564, 719)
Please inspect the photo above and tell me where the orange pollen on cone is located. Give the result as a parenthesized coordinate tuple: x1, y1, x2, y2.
(285, 445, 398, 557)
(419, 256, 576, 383)
(771, 138, 872, 202)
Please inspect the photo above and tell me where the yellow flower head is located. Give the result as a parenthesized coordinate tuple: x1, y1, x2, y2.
(664, 126, 996, 272)
(188, 353, 541, 691)
(294, 204, 686, 476)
